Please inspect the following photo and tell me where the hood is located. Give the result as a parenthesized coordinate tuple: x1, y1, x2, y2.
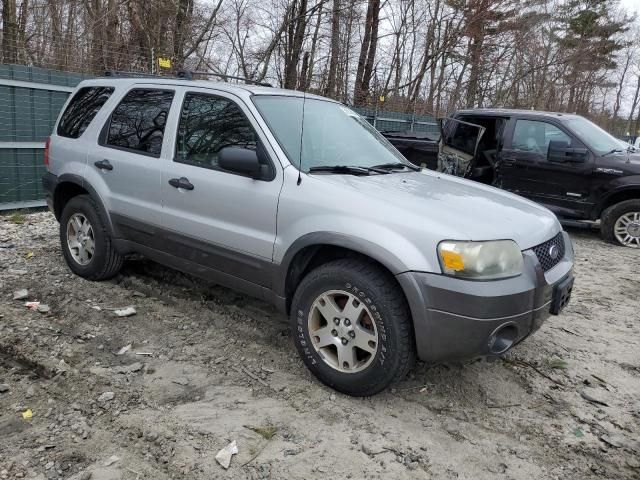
(319, 169, 561, 250)
(598, 151, 640, 174)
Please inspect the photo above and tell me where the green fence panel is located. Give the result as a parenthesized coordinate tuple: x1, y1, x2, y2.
(0, 65, 84, 209)
(0, 149, 46, 205)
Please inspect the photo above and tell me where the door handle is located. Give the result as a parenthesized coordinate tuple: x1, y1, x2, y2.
(168, 177, 194, 191)
(501, 157, 516, 166)
(94, 159, 113, 171)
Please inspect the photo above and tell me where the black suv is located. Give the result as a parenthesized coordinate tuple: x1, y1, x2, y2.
(390, 109, 640, 248)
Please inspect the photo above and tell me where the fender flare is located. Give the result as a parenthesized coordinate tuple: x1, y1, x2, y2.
(56, 174, 116, 237)
(596, 181, 640, 217)
(274, 231, 411, 298)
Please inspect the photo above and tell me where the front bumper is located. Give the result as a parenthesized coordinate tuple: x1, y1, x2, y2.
(397, 232, 574, 362)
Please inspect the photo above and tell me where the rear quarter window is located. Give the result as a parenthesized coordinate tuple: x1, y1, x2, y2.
(57, 87, 114, 139)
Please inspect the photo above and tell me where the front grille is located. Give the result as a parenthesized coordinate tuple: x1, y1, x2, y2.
(532, 232, 565, 272)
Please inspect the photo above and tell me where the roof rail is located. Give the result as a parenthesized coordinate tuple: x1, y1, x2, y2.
(104, 70, 166, 78)
(102, 70, 273, 87)
(180, 70, 272, 87)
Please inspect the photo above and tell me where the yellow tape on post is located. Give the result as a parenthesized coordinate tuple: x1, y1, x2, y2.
(157, 57, 172, 69)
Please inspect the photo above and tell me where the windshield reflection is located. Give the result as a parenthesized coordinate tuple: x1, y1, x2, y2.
(253, 96, 412, 172)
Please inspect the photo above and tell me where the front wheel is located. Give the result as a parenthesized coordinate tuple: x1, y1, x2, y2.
(601, 199, 640, 248)
(290, 258, 415, 396)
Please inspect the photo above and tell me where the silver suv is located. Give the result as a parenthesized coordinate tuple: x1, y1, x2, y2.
(42, 76, 575, 396)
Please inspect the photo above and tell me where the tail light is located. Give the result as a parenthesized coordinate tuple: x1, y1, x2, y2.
(44, 136, 51, 167)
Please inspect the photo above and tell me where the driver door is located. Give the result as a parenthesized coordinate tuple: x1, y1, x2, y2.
(160, 88, 283, 287)
(498, 118, 593, 218)
(437, 117, 485, 177)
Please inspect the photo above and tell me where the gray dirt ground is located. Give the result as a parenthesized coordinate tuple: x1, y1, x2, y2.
(0, 211, 638, 480)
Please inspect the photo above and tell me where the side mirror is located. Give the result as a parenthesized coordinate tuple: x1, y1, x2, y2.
(218, 146, 269, 179)
(548, 140, 587, 163)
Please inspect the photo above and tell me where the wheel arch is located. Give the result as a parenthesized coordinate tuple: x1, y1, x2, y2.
(277, 233, 411, 316)
(54, 174, 115, 237)
(596, 185, 640, 218)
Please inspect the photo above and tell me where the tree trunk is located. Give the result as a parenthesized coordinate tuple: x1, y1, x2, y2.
(353, 0, 380, 106)
(283, 0, 308, 89)
(2, 0, 18, 63)
(173, 0, 193, 70)
(325, 0, 341, 97)
(465, 30, 484, 108)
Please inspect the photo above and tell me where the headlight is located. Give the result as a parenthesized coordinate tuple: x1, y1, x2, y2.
(437, 240, 524, 280)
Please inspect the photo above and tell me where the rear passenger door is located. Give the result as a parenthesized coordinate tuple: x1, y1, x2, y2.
(160, 89, 282, 287)
(86, 86, 175, 244)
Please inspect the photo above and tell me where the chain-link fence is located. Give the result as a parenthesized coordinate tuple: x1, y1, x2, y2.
(0, 24, 441, 208)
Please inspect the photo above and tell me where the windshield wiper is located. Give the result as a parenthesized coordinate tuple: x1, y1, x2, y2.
(308, 165, 387, 175)
(371, 162, 421, 171)
(603, 148, 623, 155)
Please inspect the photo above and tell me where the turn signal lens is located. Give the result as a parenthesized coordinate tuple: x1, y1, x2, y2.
(440, 250, 464, 271)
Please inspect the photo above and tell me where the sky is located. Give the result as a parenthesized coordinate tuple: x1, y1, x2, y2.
(619, 0, 639, 16)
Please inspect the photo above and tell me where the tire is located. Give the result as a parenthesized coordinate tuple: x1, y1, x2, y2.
(291, 258, 415, 396)
(59, 195, 124, 280)
(601, 199, 640, 248)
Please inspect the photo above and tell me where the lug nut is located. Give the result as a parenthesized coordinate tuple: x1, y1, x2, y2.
(331, 329, 338, 336)
(344, 319, 351, 326)
(341, 338, 348, 345)
(348, 331, 355, 338)
(334, 318, 340, 325)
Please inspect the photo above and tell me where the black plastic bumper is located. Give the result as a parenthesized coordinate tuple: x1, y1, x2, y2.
(42, 172, 58, 215)
(397, 232, 575, 362)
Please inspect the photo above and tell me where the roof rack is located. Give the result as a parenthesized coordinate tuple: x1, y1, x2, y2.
(179, 70, 272, 87)
(104, 70, 164, 78)
(103, 69, 273, 88)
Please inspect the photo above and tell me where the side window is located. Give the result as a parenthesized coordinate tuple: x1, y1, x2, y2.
(106, 89, 174, 157)
(441, 118, 483, 156)
(175, 93, 257, 169)
(512, 120, 571, 157)
(57, 87, 114, 138)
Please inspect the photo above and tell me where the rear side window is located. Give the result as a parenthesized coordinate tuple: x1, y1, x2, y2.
(57, 87, 114, 138)
(440, 118, 483, 156)
(105, 89, 174, 157)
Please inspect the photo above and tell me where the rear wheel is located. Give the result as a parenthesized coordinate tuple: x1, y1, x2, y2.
(601, 199, 640, 248)
(59, 195, 124, 279)
(291, 258, 414, 396)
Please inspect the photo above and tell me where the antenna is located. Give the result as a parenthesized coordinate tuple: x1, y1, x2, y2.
(297, 92, 307, 186)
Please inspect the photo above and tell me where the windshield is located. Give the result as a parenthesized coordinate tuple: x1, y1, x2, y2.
(563, 116, 623, 155)
(252, 96, 410, 172)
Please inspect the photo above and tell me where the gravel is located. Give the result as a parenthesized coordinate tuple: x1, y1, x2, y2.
(0, 211, 638, 480)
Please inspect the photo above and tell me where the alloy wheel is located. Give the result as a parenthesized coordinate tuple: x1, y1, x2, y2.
(307, 289, 379, 373)
(614, 212, 640, 248)
(66, 213, 96, 265)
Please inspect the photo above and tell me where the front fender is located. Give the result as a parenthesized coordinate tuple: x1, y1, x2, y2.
(595, 175, 640, 215)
